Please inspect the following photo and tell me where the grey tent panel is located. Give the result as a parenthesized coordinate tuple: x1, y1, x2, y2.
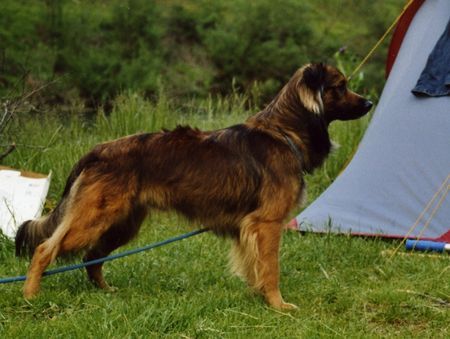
(295, 0, 450, 241)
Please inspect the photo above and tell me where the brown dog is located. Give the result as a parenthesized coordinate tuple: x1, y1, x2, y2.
(15, 63, 372, 309)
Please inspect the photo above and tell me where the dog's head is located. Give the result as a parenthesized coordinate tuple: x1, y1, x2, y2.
(296, 63, 372, 122)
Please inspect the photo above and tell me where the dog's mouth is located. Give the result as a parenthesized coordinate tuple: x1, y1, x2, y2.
(332, 97, 373, 121)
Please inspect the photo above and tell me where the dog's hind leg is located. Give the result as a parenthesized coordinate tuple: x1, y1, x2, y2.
(23, 243, 53, 299)
(23, 217, 73, 299)
(83, 206, 147, 290)
(23, 238, 61, 299)
(83, 244, 116, 291)
(23, 176, 138, 298)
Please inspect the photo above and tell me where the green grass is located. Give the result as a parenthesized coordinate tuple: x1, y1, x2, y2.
(1, 94, 449, 338)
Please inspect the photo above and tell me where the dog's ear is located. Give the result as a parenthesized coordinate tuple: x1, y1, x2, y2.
(298, 63, 326, 114)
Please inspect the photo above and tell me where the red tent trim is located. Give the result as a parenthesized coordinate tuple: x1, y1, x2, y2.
(288, 218, 450, 242)
(385, 0, 425, 78)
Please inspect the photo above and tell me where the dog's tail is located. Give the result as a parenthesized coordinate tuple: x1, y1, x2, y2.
(15, 152, 98, 257)
(15, 203, 66, 257)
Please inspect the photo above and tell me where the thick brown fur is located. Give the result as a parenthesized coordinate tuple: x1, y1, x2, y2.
(15, 63, 372, 310)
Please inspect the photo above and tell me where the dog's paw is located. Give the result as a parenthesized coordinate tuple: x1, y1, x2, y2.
(23, 284, 39, 300)
(268, 299, 299, 311)
(104, 285, 118, 293)
(278, 301, 298, 310)
(23, 291, 38, 300)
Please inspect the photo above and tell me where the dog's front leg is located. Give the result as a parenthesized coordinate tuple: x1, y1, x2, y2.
(231, 218, 297, 310)
(255, 222, 298, 310)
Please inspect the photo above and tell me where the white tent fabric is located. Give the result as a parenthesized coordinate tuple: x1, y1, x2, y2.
(293, 0, 450, 242)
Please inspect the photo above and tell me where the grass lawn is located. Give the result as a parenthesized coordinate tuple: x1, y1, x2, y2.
(1, 93, 449, 337)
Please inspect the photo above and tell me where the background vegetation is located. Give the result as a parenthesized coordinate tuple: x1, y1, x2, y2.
(1, 0, 401, 111)
(2, 0, 448, 337)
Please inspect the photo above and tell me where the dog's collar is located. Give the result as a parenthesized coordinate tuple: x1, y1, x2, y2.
(277, 127, 304, 171)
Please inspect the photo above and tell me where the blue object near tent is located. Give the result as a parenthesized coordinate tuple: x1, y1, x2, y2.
(405, 239, 450, 253)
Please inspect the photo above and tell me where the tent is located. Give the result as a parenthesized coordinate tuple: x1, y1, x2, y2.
(288, 0, 450, 242)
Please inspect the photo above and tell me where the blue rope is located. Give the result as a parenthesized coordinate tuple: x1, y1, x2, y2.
(0, 228, 208, 284)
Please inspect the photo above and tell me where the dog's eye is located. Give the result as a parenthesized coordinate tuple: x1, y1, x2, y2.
(334, 83, 346, 96)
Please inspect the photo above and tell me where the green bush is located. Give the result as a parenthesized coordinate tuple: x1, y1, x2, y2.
(57, 0, 165, 107)
(0, 2, 52, 90)
(0, 0, 404, 110)
(199, 0, 314, 96)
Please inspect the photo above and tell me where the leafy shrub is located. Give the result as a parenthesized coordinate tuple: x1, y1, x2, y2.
(0, 2, 52, 90)
(58, 0, 165, 107)
(0, 0, 404, 111)
(198, 0, 315, 97)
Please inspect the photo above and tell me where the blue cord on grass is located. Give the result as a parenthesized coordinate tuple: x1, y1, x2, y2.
(0, 229, 208, 284)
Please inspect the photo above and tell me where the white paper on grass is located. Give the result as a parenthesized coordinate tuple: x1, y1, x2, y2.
(0, 168, 51, 239)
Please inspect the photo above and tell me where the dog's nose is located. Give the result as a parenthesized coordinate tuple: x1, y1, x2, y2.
(364, 100, 373, 110)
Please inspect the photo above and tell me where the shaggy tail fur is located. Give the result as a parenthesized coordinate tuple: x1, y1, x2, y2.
(15, 151, 96, 257)
(15, 202, 66, 257)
